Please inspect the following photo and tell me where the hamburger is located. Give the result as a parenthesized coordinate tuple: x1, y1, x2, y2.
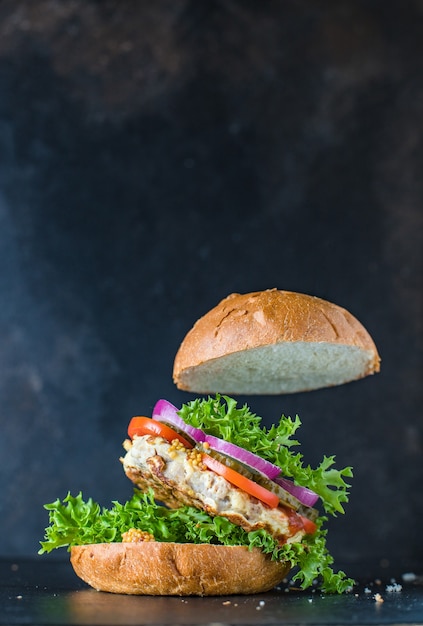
(39, 289, 380, 595)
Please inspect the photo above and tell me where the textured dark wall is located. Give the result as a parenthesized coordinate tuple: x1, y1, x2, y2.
(0, 0, 421, 572)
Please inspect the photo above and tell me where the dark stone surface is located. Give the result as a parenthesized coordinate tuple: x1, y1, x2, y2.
(0, 0, 421, 573)
(2, 557, 423, 625)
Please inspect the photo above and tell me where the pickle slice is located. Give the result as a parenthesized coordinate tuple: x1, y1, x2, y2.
(199, 445, 318, 521)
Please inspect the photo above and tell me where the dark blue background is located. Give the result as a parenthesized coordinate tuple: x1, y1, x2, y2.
(0, 0, 421, 575)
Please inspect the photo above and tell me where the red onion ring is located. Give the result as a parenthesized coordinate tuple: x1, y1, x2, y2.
(152, 399, 206, 443)
(152, 399, 281, 480)
(203, 434, 282, 480)
(273, 476, 319, 507)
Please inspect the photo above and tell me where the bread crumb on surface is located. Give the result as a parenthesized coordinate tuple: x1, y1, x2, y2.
(374, 593, 384, 603)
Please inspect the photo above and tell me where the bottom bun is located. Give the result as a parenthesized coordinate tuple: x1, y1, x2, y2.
(70, 542, 290, 596)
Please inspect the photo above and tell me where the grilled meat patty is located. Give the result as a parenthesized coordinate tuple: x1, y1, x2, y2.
(121, 435, 308, 545)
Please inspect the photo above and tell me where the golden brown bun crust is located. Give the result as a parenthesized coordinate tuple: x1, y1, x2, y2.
(70, 542, 290, 596)
(173, 289, 380, 394)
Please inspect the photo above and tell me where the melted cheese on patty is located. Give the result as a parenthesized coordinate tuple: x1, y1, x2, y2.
(121, 435, 306, 545)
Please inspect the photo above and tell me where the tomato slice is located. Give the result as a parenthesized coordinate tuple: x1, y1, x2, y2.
(128, 416, 193, 449)
(299, 515, 318, 535)
(202, 454, 280, 509)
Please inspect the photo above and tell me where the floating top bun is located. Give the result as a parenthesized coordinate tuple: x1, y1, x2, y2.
(173, 289, 380, 395)
(70, 542, 290, 596)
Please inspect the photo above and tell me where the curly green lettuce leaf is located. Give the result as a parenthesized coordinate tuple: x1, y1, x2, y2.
(178, 395, 353, 515)
(39, 493, 116, 552)
(39, 489, 258, 554)
(275, 518, 354, 593)
(39, 490, 354, 593)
